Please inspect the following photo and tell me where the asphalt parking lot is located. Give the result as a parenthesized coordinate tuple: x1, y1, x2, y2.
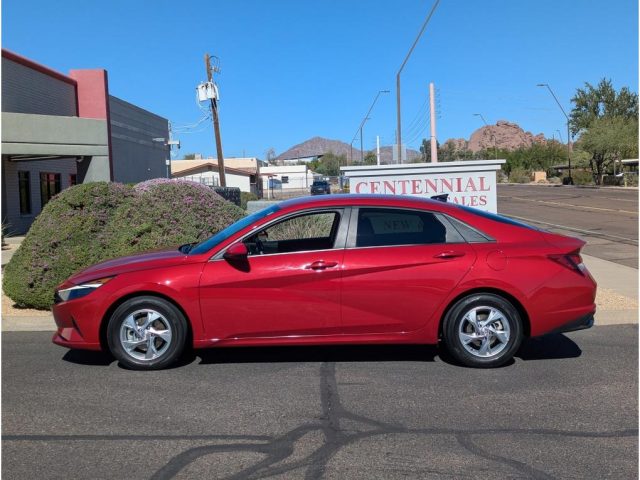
(497, 185, 638, 268)
(2, 326, 637, 479)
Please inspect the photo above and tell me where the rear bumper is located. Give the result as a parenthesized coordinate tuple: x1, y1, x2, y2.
(550, 312, 595, 335)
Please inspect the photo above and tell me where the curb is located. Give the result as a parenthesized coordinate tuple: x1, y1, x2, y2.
(3, 316, 56, 332)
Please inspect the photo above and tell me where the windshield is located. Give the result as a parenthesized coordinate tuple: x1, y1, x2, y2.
(312, 181, 326, 186)
(189, 204, 281, 255)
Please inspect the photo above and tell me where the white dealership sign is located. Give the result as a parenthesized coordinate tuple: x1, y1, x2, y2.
(341, 160, 506, 213)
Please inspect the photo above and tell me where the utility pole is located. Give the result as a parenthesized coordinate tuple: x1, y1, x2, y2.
(537, 83, 572, 184)
(376, 135, 381, 165)
(396, 0, 440, 164)
(205, 53, 226, 187)
(351, 90, 389, 164)
(429, 82, 438, 163)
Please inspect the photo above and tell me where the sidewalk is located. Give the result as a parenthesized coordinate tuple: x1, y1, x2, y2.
(582, 254, 638, 326)
(2, 253, 636, 332)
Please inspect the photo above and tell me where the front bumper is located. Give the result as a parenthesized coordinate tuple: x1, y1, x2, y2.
(52, 300, 102, 351)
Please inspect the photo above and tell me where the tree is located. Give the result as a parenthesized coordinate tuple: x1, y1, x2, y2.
(363, 151, 377, 165)
(576, 117, 638, 184)
(419, 138, 439, 162)
(265, 147, 276, 163)
(569, 79, 638, 183)
(570, 78, 638, 135)
(183, 153, 197, 160)
(310, 152, 344, 177)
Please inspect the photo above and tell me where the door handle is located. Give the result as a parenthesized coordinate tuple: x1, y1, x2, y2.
(305, 261, 338, 270)
(434, 251, 466, 259)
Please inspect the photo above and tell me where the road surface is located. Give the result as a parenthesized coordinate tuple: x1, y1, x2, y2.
(497, 185, 638, 268)
(2, 327, 637, 479)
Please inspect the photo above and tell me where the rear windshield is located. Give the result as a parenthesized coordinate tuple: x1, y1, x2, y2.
(454, 205, 539, 230)
(312, 181, 327, 186)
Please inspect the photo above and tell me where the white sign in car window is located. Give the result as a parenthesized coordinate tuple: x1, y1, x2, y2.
(366, 213, 423, 234)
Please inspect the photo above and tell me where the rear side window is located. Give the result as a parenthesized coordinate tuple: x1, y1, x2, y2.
(355, 208, 464, 247)
(454, 205, 539, 231)
(442, 214, 493, 243)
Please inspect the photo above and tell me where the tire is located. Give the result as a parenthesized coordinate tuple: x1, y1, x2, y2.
(107, 296, 187, 370)
(442, 293, 523, 368)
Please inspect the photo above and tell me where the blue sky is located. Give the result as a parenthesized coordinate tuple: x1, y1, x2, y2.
(3, 0, 638, 159)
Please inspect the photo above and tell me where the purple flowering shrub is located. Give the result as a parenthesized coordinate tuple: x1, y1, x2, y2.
(3, 180, 244, 309)
(107, 181, 244, 256)
(3, 182, 136, 309)
(133, 177, 210, 193)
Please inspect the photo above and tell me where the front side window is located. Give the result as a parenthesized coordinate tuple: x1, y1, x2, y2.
(355, 208, 462, 247)
(245, 211, 341, 255)
(190, 204, 281, 255)
(18, 171, 31, 215)
(40, 172, 61, 207)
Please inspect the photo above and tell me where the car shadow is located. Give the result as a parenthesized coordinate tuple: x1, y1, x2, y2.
(516, 333, 582, 361)
(191, 344, 440, 365)
(62, 349, 115, 367)
(60, 333, 581, 368)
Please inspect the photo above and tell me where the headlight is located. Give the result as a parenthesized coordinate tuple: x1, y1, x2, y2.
(55, 277, 113, 302)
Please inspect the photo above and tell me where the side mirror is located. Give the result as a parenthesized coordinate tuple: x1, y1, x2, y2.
(223, 242, 248, 261)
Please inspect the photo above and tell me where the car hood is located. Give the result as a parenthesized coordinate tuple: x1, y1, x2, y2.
(68, 248, 190, 284)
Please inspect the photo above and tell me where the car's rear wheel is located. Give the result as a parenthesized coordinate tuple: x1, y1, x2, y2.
(442, 293, 523, 368)
(107, 296, 187, 370)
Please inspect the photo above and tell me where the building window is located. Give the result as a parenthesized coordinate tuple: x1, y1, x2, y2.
(18, 171, 31, 215)
(40, 173, 61, 208)
(281, 176, 289, 184)
(69, 174, 77, 186)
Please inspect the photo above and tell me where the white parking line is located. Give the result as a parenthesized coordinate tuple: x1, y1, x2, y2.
(504, 196, 638, 214)
(502, 214, 639, 245)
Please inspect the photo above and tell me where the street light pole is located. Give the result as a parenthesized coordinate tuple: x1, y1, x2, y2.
(351, 90, 389, 164)
(396, 0, 440, 164)
(473, 113, 497, 160)
(537, 83, 573, 184)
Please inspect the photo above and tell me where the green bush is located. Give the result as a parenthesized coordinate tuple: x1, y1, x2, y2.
(240, 192, 259, 211)
(508, 168, 531, 183)
(570, 170, 595, 186)
(3, 180, 244, 309)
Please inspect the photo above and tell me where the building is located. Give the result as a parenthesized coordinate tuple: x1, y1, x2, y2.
(260, 165, 320, 197)
(1, 49, 169, 234)
(278, 154, 323, 166)
(172, 157, 265, 196)
(170, 159, 254, 193)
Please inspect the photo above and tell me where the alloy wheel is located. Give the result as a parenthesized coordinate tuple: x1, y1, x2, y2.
(457, 306, 511, 359)
(119, 309, 173, 361)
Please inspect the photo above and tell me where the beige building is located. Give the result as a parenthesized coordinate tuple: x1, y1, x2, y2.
(173, 157, 265, 195)
(171, 159, 259, 194)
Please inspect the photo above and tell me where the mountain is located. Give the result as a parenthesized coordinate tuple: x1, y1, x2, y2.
(276, 136, 420, 164)
(276, 137, 355, 161)
(275, 121, 543, 166)
(464, 120, 547, 152)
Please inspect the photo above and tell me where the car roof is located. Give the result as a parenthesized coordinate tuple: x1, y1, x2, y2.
(278, 194, 453, 212)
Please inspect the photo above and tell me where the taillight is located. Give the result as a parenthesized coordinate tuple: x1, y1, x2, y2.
(548, 251, 585, 276)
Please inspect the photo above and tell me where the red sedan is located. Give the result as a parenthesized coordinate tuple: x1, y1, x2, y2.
(52, 195, 596, 369)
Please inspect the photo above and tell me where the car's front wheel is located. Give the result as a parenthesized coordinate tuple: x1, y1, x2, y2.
(107, 296, 187, 370)
(442, 293, 523, 368)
